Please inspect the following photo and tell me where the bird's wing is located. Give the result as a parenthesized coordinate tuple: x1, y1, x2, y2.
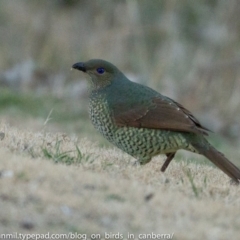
(112, 96, 210, 135)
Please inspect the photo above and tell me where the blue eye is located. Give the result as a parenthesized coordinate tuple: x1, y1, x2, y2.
(97, 67, 105, 74)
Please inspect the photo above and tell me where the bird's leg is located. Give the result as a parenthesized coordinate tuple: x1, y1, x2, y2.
(160, 152, 176, 172)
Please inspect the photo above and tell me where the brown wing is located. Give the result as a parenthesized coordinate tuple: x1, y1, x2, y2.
(113, 96, 210, 135)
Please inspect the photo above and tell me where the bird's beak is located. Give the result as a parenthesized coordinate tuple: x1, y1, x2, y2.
(71, 62, 86, 72)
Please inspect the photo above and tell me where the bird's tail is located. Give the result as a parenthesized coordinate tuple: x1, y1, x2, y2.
(192, 142, 240, 184)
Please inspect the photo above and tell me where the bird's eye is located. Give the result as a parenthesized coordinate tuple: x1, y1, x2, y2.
(96, 67, 105, 74)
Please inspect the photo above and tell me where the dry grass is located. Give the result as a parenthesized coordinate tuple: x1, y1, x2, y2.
(0, 122, 240, 239)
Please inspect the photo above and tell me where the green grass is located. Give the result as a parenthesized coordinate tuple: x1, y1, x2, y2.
(0, 88, 57, 116)
(184, 168, 201, 198)
(0, 88, 87, 120)
(42, 140, 92, 165)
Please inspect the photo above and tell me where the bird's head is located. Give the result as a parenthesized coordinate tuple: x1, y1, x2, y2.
(72, 59, 123, 91)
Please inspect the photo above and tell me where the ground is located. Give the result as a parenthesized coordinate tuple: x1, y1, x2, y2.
(0, 121, 239, 240)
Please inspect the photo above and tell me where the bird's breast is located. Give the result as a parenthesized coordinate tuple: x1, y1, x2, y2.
(89, 94, 117, 142)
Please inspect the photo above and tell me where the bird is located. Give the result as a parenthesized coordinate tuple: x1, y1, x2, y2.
(72, 59, 240, 184)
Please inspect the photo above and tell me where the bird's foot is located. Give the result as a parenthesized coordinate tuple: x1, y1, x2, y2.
(230, 178, 240, 185)
(132, 160, 140, 166)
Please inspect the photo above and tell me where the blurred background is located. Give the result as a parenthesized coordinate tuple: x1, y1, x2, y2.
(0, 0, 240, 155)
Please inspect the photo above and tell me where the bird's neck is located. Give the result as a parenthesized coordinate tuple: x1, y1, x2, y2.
(87, 72, 126, 93)
(85, 74, 111, 92)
